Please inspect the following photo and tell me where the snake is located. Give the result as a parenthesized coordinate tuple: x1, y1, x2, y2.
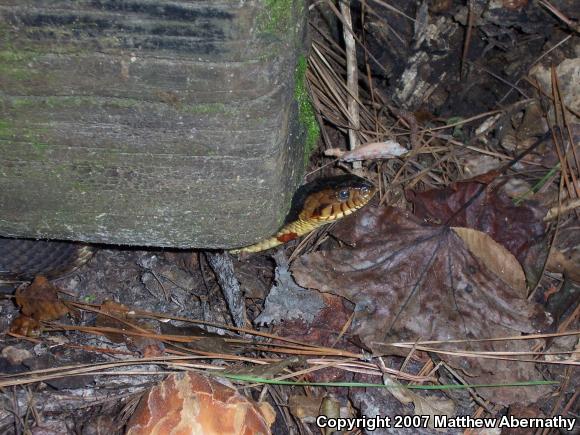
(0, 238, 94, 284)
(230, 174, 376, 253)
(0, 175, 375, 282)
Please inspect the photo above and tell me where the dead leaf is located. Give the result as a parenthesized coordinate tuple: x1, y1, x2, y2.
(1, 346, 32, 365)
(163, 251, 199, 275)
(292, 206, 551, 405)
(544, 198, 580, 221)
(255, 251, 324, 326)
(15, 276, 69, 321)
(95, 300, 132, 343)
(452, 227, 526, 294)
(9, 315, 42, 337)
(289, 395, 325, 422)
(544, 280, 580, 327)
(530, 58, 580, 124)
(547, 249, 580, 283)
(324, 140, 408, 161)
(460, 155, 501, 178)
(407, 176, 547, 286)
(382, 373, 455, 430)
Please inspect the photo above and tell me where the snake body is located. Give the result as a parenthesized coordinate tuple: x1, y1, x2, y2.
(231, 175, 376, 253)
(0, 175, 375, 280)
(0, 238, 93, 283)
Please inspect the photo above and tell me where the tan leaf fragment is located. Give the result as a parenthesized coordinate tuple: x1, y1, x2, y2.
(452, 227, 526, 294)
(382, 373, 455, 431)
(288, 395, 325, 421)
(9, 315, 42, 337)
(324, 140, 408, 161)
(546, 249, 580, 283)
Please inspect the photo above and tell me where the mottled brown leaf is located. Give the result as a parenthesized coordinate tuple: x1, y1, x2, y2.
(9, 315, 42, 337)
(14, 276, 69, 321)
(547, 249, 580, 283)
(288, 395, 324, 421)
(292, 206, 551, 405)
(452, 227, 526, 294)
(407, 178, 546, 266)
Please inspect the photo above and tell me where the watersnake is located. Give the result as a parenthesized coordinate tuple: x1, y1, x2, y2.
(0, 175, 375, 281)
(0, 238, 94, 283)
(230, 175, 376, 253)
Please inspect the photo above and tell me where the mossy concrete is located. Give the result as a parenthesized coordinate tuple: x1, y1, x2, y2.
(0, 0, 312, 248)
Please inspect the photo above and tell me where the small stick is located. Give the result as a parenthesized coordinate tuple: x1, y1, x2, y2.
(461, 0, 475, 79)
(339, 0, 362, 171)
(205, 252, 247, 328)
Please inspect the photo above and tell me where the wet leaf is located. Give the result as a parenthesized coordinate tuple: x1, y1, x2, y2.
(408, 176, 549, 289)
(407, 177, 546, 266)
(292, 206, 551, 405)
(14, 276, 69, 321)
(452, 227, 526, 294)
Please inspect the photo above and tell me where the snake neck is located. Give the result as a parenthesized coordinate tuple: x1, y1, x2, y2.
(230, 219, 323, 254)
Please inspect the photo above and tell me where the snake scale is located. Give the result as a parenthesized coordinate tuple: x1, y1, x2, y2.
(0, 175, 375, 282)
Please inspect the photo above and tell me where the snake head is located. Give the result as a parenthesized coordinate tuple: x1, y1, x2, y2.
(298, 175, 376, 221)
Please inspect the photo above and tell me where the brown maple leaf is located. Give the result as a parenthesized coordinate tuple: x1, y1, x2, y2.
(292, 206, 551, 405)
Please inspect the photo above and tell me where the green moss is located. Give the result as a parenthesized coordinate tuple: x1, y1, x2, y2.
(0, 49, 39, 81)
(0, 50, 38, 63)
(181, 103, 236, 115)
(294, 55, 320, 164)
(9, 95, 148, 111)
(0, 117, 51, 158)
(0, 120, 11, 137)
(31, 141, 49, 151)
(257, 0, 294, 37)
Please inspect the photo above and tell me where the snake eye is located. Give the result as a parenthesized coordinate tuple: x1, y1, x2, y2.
(338, 189, 350, 201)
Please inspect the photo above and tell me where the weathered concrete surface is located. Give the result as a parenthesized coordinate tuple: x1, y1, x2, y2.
(0, 0, 313, 248)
